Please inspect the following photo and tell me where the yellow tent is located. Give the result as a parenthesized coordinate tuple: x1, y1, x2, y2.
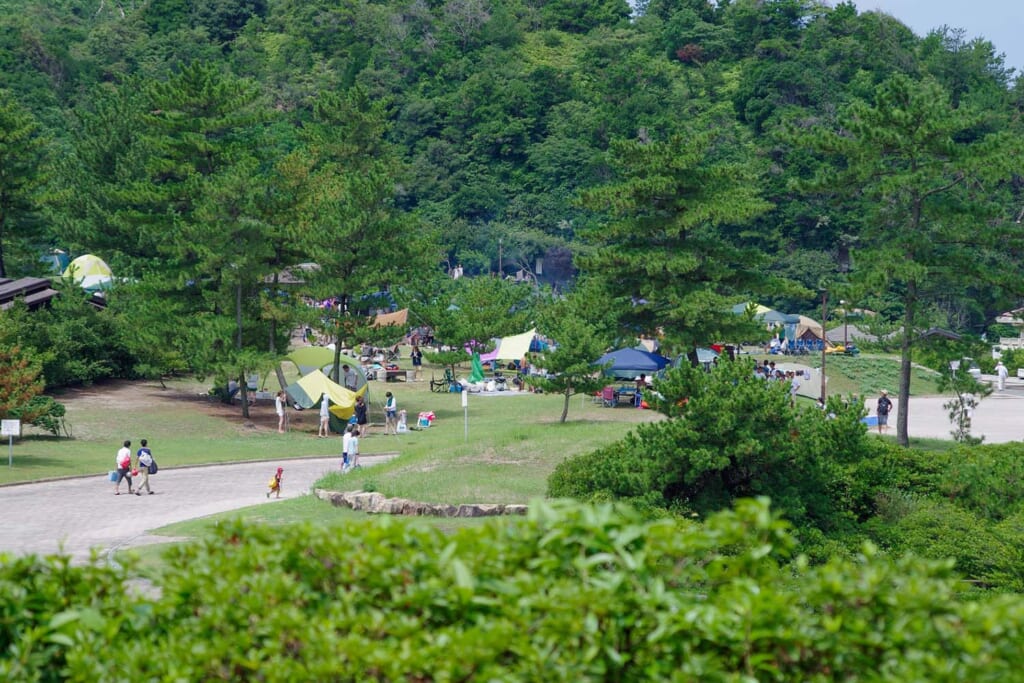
(285, 347, 367, 389)
(285, 369, 366, 420)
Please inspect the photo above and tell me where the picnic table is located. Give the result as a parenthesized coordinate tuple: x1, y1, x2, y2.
(614, 387, 638, 405)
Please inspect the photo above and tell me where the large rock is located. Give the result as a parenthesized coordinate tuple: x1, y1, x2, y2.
(315, 488, 527, 517)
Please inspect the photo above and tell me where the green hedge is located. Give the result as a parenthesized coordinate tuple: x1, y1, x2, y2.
(5, 500, 1024, 681)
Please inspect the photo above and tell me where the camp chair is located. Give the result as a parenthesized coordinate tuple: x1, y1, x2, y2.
(430, 368, 457, 393)
(601, 386, 616, 407)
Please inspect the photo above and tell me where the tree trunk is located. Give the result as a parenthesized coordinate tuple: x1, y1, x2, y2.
(560, 387, 571, 423)
(239, 373, 251, 420)
(896, 281, 916, 447)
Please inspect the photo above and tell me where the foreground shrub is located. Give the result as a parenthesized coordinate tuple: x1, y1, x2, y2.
(936, 443, 1024, 522)
(550, 359, 879, 535)
(6, 500, 1024, 680)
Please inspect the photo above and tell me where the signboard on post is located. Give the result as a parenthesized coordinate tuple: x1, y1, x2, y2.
(461, 389, 468, 441)
(2, 419, 20, 468)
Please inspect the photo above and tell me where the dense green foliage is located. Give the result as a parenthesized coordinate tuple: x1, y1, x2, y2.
(549, 360, 880, 531)
(551, 360, 1024, 589)
(7, 499, 1024, 680)
(0, 0, 1019, 403)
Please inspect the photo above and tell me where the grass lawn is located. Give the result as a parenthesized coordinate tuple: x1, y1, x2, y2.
(1, 364, 657, 493)
(750, 351, 943, 397)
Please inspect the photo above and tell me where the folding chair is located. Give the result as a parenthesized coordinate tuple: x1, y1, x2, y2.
(601, 386, 616, 407)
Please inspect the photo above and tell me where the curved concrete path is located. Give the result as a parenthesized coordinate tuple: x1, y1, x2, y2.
(861, 387, 1024, 443)
(0, 455, 392, 563)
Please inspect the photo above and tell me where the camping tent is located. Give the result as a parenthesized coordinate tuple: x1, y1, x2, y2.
(63, 254, 113, 293)
(284, 370, 367, 422)
(731, 302, 788, 325)
(825, 324, 881, 344)
(783, 314, 823, 341)
(594, 348, 671, 379)
(285, 347, 368, 390)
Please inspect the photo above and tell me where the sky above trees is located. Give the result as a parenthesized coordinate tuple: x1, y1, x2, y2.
(858, 0, 1024, 72)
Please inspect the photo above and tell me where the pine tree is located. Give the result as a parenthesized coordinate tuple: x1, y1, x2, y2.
(797, 74, 1024, 446)
(0, 91, 48, 278)
(578, 121, 781, 357)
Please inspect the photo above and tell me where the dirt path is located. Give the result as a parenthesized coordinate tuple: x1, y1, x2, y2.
(0, 455, 392, 563)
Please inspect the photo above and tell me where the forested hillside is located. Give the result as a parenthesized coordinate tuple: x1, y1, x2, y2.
(1, 1, 1022, 387)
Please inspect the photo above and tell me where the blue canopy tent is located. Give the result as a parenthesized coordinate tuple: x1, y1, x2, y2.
(594, 348, 671, 380)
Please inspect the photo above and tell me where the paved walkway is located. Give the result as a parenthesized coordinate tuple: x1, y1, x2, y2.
(862, 379, 1024, 443)
(0, 455, 392, 563)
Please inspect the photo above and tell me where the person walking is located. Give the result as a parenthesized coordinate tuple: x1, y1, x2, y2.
(876, 390, 893, 434)
(996, 361, 1009, 391)
(114, 440, 133, 495)
(266, 467, 283, 498)
(275, 391, 287, 433)
(135, 439, 155, 495)
(384, 391, 398, 435)
(410, 345, 423, 381)
(348, 428, 360, 469)
(342, 426, 354, 471)
(318, 393, 331, 438)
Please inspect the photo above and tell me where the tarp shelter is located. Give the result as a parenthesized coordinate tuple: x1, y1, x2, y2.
(63, 254, 113, 293)
(774, 363, 825, 399)
(373, 308, 408, 328)
(285, 370, 367, 430)
(286, 347, 368, 390)
(494, 328, 535, 361)
(594, 348, 671, 379)
(471, 328, 538, 363)
(469, 352, 486, 383)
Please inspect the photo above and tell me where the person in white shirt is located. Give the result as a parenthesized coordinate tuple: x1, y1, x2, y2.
(275, 391, 287, 433)
(996, 361, 1009, 391)
(318, 393, 331, 438)
(114, 440, 133, 495)
(342, 427, 354, 470)
(384, 392, 397, 435)
(348, 429, 360, 470)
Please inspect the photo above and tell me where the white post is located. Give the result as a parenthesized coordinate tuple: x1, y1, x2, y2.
(462, 389, 469, 441)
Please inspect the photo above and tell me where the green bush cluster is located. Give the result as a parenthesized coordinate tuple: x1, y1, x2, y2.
(6, 500, 1024, 681)
(550, 359, 884, 536)
(550, 361, 1024, 591)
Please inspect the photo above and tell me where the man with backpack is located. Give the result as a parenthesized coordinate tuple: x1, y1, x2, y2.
(135, 439, 157, 495)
